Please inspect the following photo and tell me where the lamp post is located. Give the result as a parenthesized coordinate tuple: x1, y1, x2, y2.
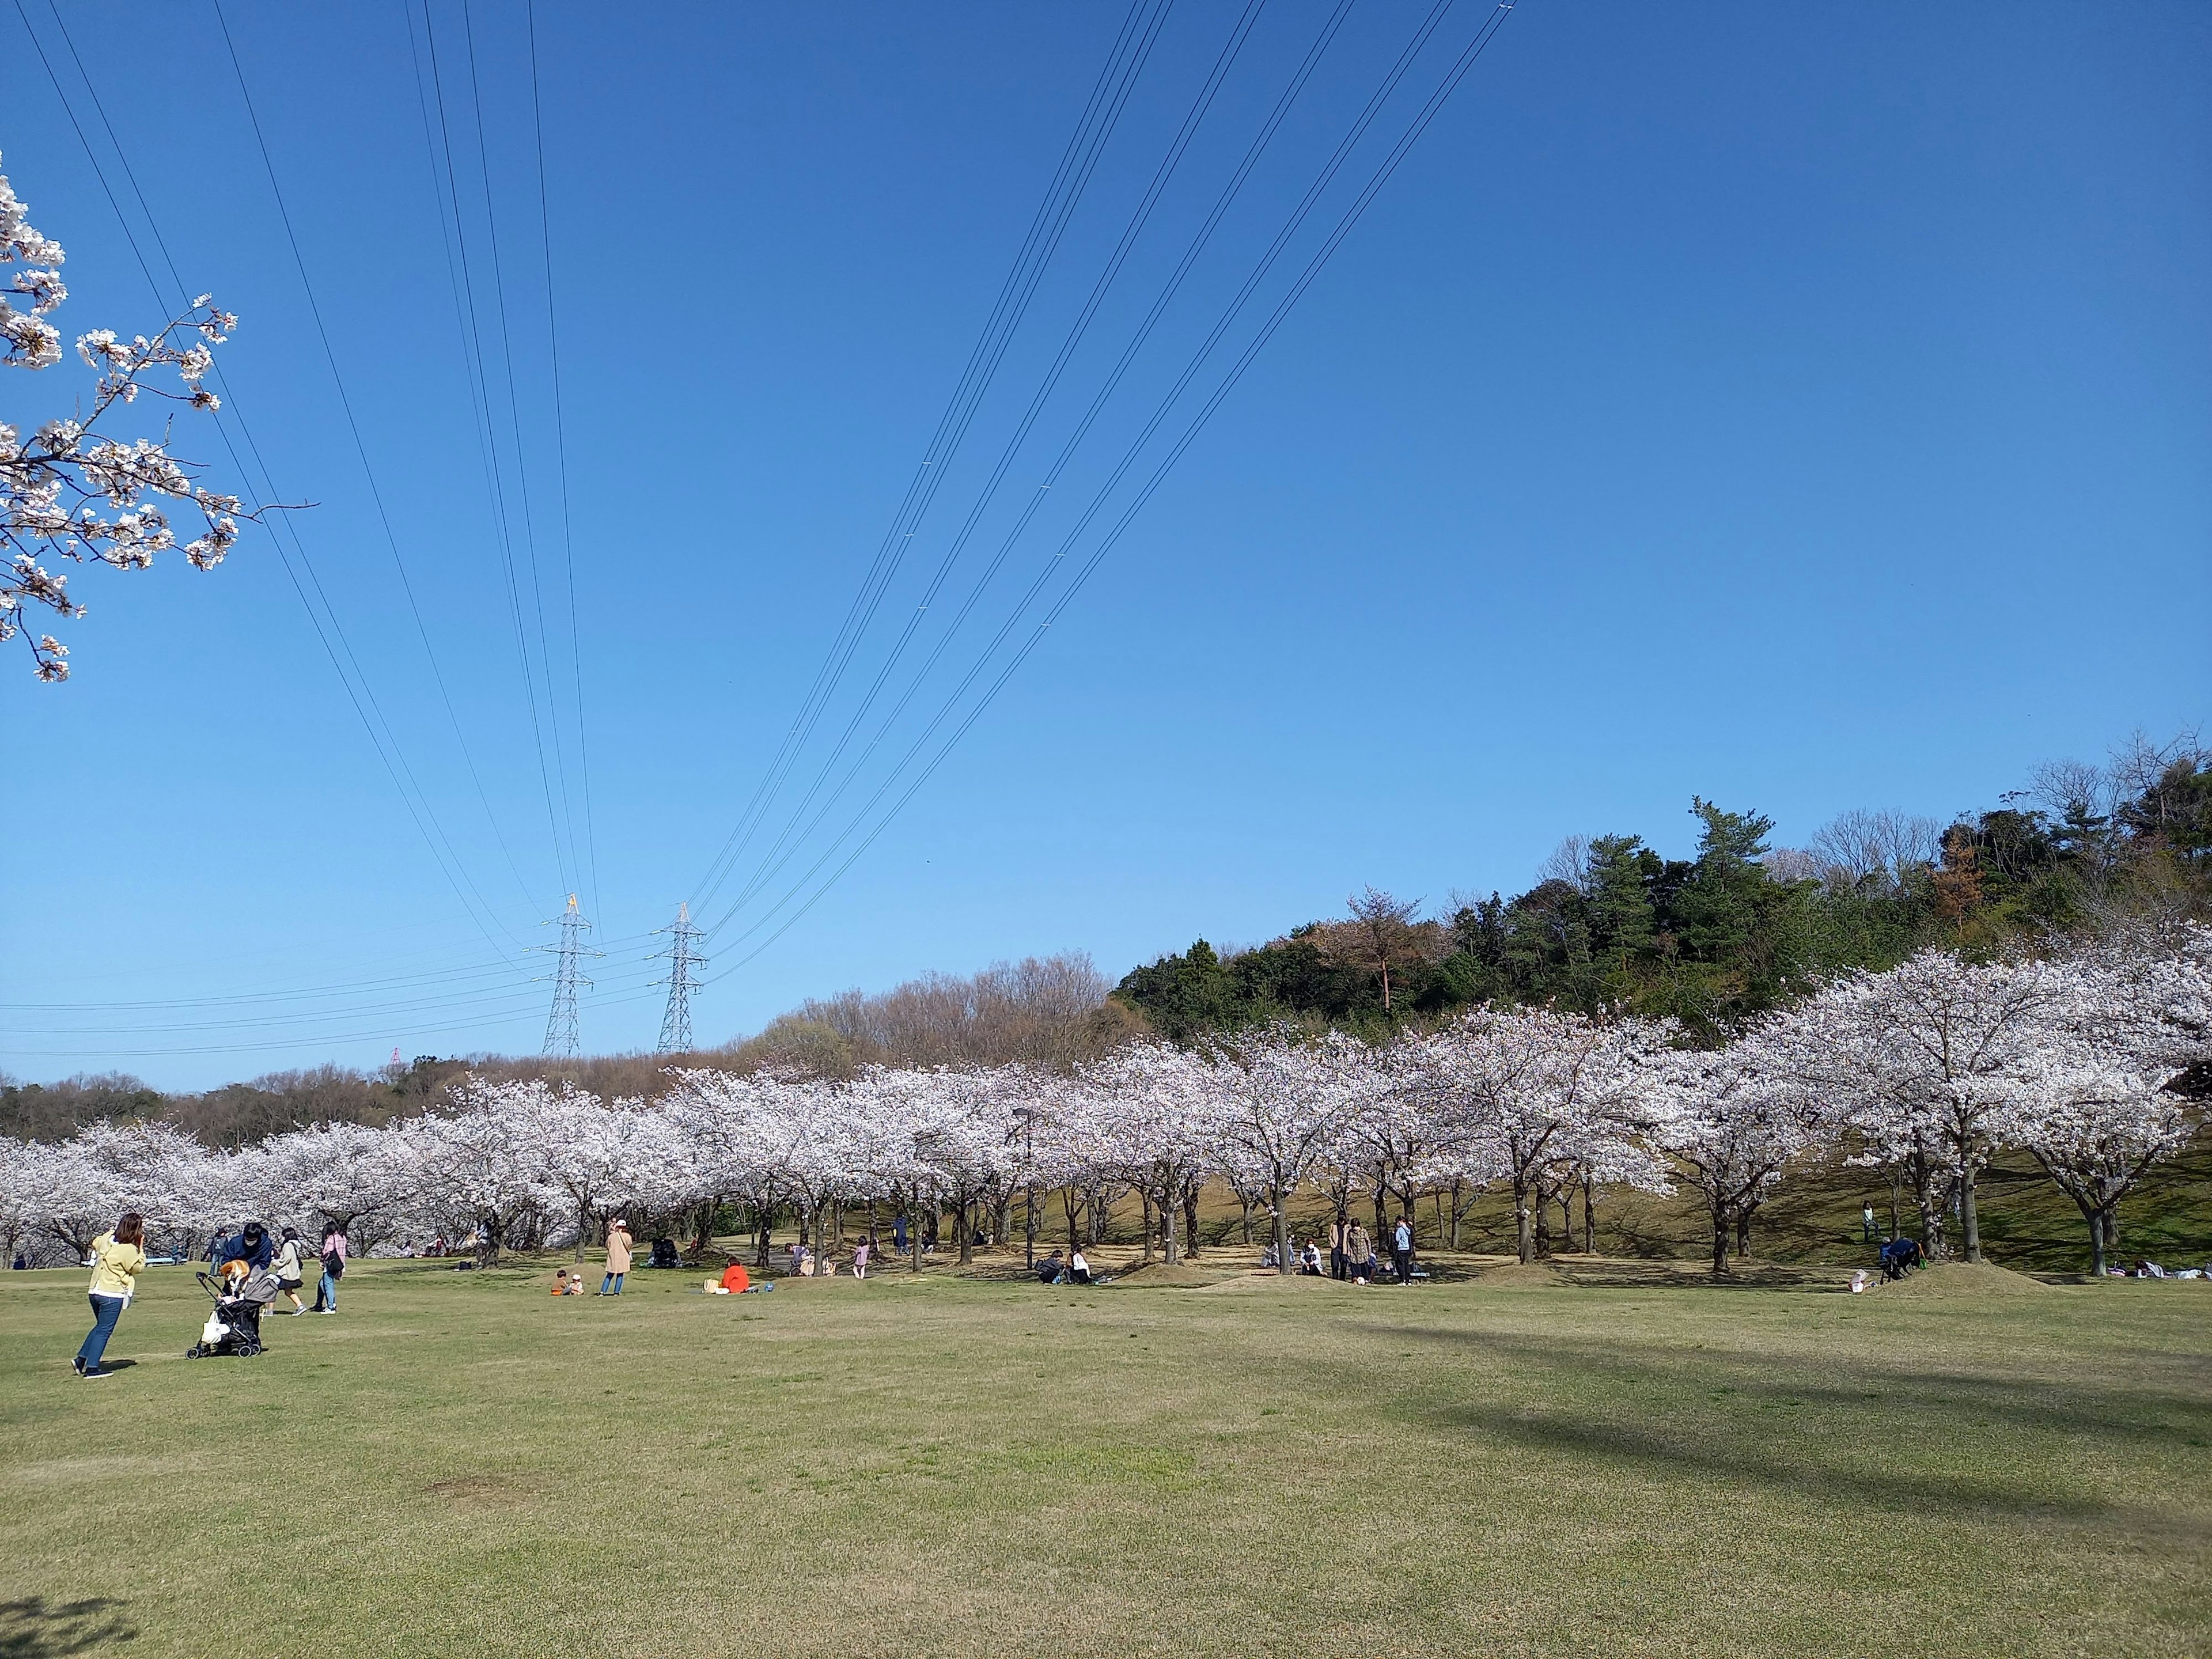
(1010, 1106, 1037, 1269)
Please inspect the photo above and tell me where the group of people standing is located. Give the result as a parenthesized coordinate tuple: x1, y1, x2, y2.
(71, 1210, 351, 1378)
(1281, 1217, 1418, 1284)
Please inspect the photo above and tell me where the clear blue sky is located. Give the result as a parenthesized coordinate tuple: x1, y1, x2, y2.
(3, 0, 2206, 1089)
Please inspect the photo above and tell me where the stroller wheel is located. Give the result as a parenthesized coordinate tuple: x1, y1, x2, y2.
(186, 1346, 202, 1358)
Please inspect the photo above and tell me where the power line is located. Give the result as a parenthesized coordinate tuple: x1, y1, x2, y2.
(204, 0, 548, 922)
(706, 0, 1358, 935)
(458, 0, 587, 898)
(687, 0, 1174, 919)
(699, 0, 1468, 945)
(524, 0, 601, 926)
(702, 1, 1520, 974)
(12, 0, 532, 964)
(410, 0, 578, 900)
(707, 0, 1281, 931)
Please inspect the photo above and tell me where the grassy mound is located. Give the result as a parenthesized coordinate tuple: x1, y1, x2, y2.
(1877, 1260, 2054, 1297)
(1107, 1260, 1244, 1289)
(1471, 1260, 1569, 1288)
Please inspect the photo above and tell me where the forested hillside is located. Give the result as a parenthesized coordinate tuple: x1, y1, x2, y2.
(1116, 733, 2212, 1041)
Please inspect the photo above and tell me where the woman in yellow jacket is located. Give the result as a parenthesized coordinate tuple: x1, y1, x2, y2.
(76, 1211, 147, 1379)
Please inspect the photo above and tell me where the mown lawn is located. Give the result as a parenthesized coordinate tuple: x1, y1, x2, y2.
(3, 1255, 2208, 1658)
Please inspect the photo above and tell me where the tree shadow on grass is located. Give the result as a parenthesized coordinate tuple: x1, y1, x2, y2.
(1373, 1323, 2212, 1452)
(1438, 1399, 2123, 1521)
(1369, 1325, 2212, 1528)
(0, 1597, 137, 1657)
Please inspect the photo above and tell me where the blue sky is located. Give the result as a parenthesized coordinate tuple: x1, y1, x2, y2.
(3, 0, 2206, 1088)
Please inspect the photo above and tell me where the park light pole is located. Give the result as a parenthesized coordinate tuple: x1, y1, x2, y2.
(1010, 1105, 1036, 1268)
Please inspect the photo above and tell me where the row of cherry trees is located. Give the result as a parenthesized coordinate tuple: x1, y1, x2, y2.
(5, 933, 2206, 1277)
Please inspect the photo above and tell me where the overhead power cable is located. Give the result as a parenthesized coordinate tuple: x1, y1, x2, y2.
(408, 0, 580, 902)
(687, 0, 1174, 918)
(707, 0, 1358, 934)
(702, 1, 1519, 974)
(12, 0, 531, 965)
(707, 0, 1285, 929)
(206, 0, 549, 923)
(523, 0, 602, 925)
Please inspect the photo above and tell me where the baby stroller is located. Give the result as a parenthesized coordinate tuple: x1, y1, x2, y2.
(1878, 1238, 1924, 1282)
(188, 1265, 279, 1358)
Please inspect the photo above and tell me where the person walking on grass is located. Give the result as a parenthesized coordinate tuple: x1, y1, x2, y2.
(600, 1218, 633, 1296)
(1863, 1204, 1877, 1243)
(1392, 1216, 1414, 1284)
(75, 1211, 147, 1379)
(312, 1224, 348, 1313)
(853, 1238, 871, 1280)
(271, 1228, 308, 1315)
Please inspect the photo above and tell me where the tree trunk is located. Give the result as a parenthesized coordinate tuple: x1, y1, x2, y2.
(1514, 1177, 1534, 1265)
(1238, 1197, 1253, 1245)
(1448, 1179, 1464, 1250)
(2089, 1206, 2108, 1276)
(1183, 1185, 1200, 1260)
(958, 1194, 974, 1266)
(1734, 1205, 1752, 1259)
(1581, 1176, 1597, 1255)
(1959, 1160, 1983, 1264)
(1274, 1184, 1294, 1277)
(911, 1185, 923, 1273)
(1065, 1187, 1082, 1250)
(1141, 1189, 1155, 1263)
(1710, 1196, 1730, 1276)
(1163, 1183, 1180, 1266)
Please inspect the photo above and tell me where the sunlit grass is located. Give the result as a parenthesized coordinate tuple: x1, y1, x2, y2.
(2, 1254, 2207, 1657)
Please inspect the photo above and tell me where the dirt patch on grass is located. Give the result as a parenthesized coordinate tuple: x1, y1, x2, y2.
(1875, 1262, 2052, 1298)
(423, 1475, 528, 1509)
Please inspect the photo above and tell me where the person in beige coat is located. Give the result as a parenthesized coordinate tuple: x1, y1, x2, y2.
(1346, 1222, 1374, 1285)
(598, 1218, 633, 1296)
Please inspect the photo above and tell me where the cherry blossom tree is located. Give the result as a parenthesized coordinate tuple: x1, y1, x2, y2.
(253, 1120, 411, 1249)
(1080, 1044, 1220, 1265)
(1410, 1007, 1671, 1264)
(399, 1081, 557, 1266)
(2002, 934, 2211, 1271)
(1649, 1021, 1834, 1274)
(3, 153, 268, 680)
(1202, 1027, 1378, 1277)
(1805, 952, 2072, 1262)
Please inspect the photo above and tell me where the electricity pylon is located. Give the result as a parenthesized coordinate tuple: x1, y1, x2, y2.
(535, 893, 601, 1059)
(653, 901, 709, 1054)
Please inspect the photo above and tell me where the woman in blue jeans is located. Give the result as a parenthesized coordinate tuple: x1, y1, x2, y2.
(76, 1211, 147, 1378)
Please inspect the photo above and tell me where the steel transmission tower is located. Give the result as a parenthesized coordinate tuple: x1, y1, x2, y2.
(535, 893, 603, 1059)
(653, 902, 710, 1053)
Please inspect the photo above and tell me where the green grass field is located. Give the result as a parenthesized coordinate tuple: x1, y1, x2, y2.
(4, 1251, 2210, 1658)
